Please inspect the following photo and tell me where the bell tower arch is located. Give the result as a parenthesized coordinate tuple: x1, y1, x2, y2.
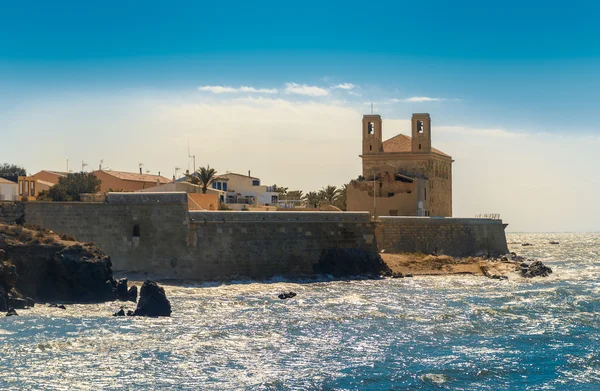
(362, 114, 382, 155)
(411, 113, 431, 153)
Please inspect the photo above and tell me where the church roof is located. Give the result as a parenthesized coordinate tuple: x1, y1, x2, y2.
(382, 134, 451, 158)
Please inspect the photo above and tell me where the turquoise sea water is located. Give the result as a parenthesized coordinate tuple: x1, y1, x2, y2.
(1, 233, 599, 390)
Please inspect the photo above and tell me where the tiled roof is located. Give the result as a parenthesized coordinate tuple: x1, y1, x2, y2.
(37, 180, 56, 187)
(217, 172, 259, 180)
(382, 134, 451, 158)
(39, 170, 68, 177)
(0, 177, 16, 184)
(95, 170, 172, 184)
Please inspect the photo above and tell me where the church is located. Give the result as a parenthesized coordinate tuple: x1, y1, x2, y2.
(346, 113, 453, 217)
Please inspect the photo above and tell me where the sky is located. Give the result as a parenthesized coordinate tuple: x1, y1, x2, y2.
(1, 0, 599, 232)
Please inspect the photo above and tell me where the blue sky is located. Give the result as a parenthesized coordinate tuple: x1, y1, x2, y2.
(1, 1, 599, 231)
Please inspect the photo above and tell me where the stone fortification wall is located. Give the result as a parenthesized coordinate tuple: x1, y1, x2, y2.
(376, 217, 509, 257)
(24, 195, 379, 280)
(0, 202, 25, 224)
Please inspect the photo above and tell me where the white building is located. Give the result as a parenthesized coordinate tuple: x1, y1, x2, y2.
(0, 178, 18, 201)
(212, 172, 278, 206)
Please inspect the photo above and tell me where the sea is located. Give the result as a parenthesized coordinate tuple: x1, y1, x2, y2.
(1, 233, 599, 390)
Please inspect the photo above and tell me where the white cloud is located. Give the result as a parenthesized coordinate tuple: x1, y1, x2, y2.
(403, 96, 443, 102)
(348, 91, 362, 97)
(333, 83, 355, 90)
(284, 82, 329, 97)
(198, 85, 278, 94)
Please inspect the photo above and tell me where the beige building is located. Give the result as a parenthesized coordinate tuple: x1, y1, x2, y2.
(347, 113, 453, 217)
(212, 172, 279, 206)
(17, 170, 66, 200)
(0, 177, 18, 201)
(92, 170, 172, 192)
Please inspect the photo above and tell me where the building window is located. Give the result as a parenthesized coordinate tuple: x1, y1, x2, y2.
(223, 182, 227, 192)
(424, 188, 427, 200)
(19, 180, 23, 196)
(252, 180, 260, 186)
(271, 195, 278, 203)
(24, 181, 29, 196)
(217, 182, 222, 190)
(419, 143, 421, 150)
(417, 120, 424, 133)
(31, 181, 35, 196)
(133, 224, 140, 238)
(370, 145, 372, 151)
(212, 182, 216, 189)
(368, 122, 375, 134)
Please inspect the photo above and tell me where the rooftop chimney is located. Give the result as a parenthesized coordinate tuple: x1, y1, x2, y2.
(248, 170, 251, 178)
(139, 167, 142, 174)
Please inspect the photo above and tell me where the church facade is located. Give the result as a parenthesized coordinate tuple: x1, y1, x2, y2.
(347, 113, 453, 217)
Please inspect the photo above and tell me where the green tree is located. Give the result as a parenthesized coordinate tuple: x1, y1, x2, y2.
(285, 190, 304, 203)
(319, 185, 340, 205)
(0, 163, 26, 179)
(47, 172, 102, 201)
(273, 184, 288, 200)
(334, 184, 348, 210)
(195, 165, 217, 194)
(304, 191, 321, 208)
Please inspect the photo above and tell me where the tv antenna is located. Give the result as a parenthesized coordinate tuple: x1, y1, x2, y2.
(370, 102, 374, 114)
(139, 163, 144, 174)
(99, 159, 104, 170)
(188, 140, 196, 173)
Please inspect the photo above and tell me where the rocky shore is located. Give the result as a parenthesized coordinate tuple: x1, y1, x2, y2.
(381, 252, 552, 279)
(0, 224, 171, 317)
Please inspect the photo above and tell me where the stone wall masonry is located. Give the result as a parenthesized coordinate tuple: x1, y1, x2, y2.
(0, 201, 25, 224)
(375, 217, 509, 257)
(25, 202, 378, 281)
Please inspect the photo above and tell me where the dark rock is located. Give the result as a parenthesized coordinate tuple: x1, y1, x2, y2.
(8, 297, 31, 309)
(521, 260, 553, 278)
(313, 248, 391, 277)
(550, 241, 560, 245)
(522, 243, 533, 247)
(116, 278, 129, 301)
(48, 303, 57, 307)
(57, 304, 66, 310)
(133, 280, 171, 317)
(404, 274, 413, 278)
(126, 310, 134, 316)
(0, 286, 7, 312)
(391, 272, 404, 278)
(0, 260, 18, 292)
(113, 308, 125, 316)
(127, 285, 138, 302)
(278, 292, 297, 300)
(4, 241, 115, 303)
(6, 308, 17, 316)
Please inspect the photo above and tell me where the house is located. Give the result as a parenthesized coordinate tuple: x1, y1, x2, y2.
(92, 170, 172, 192)
(17, 170, 66, 200)
(347, 113, 453, 217)
(137, 180, 224, 210)
(0, 178, 18, 201)
(213, 172, 279, 206)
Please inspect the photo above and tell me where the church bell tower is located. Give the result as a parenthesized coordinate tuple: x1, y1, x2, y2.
(411, 113, 431, 153)
(362, 114, 382, 155)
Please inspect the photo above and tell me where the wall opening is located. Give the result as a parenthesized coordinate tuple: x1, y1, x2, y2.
(133, 224, 140, 238)
(417, 120, 424, 133)
(424, 188, 427, 200)
(368, 122, 375, 134)
(369, 145, 372, 151)
(419, 143, 421, 150)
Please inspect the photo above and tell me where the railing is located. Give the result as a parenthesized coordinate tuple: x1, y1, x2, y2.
(475, 213, 501, 220)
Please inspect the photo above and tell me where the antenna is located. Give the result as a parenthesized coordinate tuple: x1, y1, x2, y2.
(99, 159, 104, 170)
(81, 160, 88, 172)
(370, 102, 374, 114)
(139, 163, 144, 175)
(66, 159, 69, 173)
(188, 140, 196, 173)
(174, 166, 181, 178)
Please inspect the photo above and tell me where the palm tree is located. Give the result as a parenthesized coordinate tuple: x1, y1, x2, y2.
(304, 191, 320, 208)
(334, 183, 348, 210)
(196, 165, 217, 194)
(286, 190, 304, 203)
(319, 185, 340, 205)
